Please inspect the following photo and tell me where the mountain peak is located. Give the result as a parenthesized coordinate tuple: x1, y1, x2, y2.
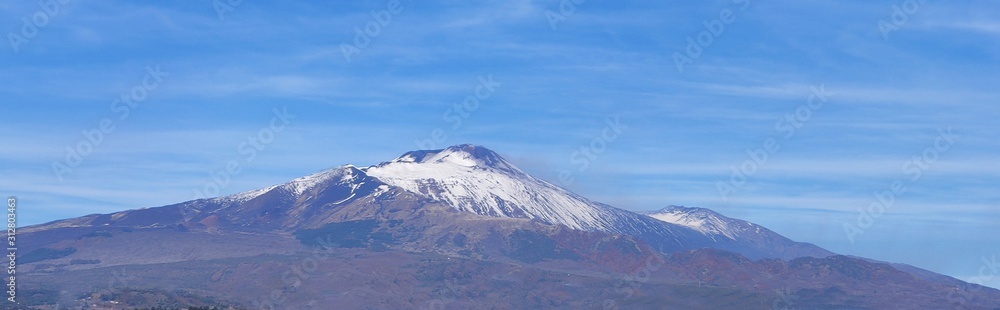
(384, 144, 519, 173)
(646, 205, 743, 240)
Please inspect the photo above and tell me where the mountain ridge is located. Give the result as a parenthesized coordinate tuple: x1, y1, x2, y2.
(26, 144, 832, 260)
(18, 144, 1000, 309)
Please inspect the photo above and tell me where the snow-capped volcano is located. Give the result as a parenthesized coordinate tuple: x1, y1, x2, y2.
(21, 144, 1000, 310)
(30, 144, 830, 260)
(363, 144, 624, 231)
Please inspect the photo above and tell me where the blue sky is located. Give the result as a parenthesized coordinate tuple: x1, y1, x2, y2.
(2, 0, 999, 288)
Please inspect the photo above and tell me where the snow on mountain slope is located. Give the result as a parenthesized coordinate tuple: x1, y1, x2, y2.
(646, 205, 748, 240)
(645, 205, 834, 259)
(363, 144, 623, 231)
(193, 144, 700, 243)
(207, 164, 378, 206)
(360, 145, 754, 256)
